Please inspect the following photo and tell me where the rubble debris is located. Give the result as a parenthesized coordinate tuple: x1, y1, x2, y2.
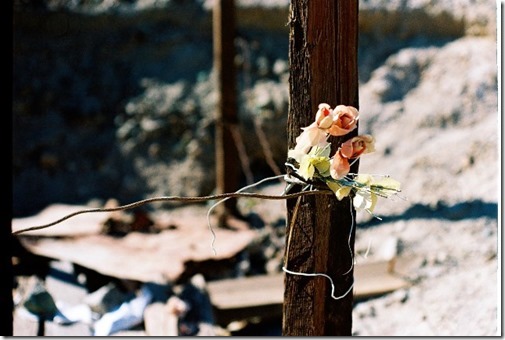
(13, 203, 412, 336)
(143, 274, 218, 336)
(101, 199, 157, 236)
(92, 284, 153, 336)
(15, 204, 257, 284)
(83, 282, 134, 316)
(22, 277, 58, 321)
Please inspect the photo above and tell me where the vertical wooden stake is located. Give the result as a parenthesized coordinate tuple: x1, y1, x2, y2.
(213, 0, 240, 225)
(283, 0, 359, 336)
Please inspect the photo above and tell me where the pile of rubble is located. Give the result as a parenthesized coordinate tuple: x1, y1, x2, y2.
(12, 200, 410, 336)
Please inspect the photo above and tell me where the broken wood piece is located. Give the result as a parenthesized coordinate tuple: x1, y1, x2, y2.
(19, 225, 256, 283)
(167, 296, 189, 336)
(14, 204, 256, 283)
(144, 303, 168, 336)
(144, 275, 216, 336)
(144, 298, 187, 336)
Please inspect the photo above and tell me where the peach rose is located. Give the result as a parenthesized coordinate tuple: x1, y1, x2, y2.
(330, 135, 376, 179)
(341, 135, 375, 159)
(329, 151, 351, 179)
(315, 103, 334, 129)
(327, 105, 359, 137)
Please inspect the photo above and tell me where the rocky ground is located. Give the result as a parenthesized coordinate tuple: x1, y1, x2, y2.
(12, 0, 500, 336)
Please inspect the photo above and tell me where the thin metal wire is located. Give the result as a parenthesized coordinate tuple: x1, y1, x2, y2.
(283, 186, 356, 300)
(282, 266, 354, 301)
(206, 174, 286, 255)
(12, 185, 333, 236)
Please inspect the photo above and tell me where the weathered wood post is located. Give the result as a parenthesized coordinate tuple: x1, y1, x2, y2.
(213, 0, 240, 225)
(283, 1, 359, 336)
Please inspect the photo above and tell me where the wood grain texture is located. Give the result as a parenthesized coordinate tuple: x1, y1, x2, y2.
(284, 0, 359, 336)
(213, 0, 240, 216)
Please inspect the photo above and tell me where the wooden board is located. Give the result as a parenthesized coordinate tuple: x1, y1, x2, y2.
(354, 260, 408, 299)
(206, 260, 410, 325)
(19, 226, 256, 284)
(14, 203, 256, 284)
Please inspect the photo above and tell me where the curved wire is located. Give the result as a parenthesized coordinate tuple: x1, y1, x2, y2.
(12, 188, 333, 236)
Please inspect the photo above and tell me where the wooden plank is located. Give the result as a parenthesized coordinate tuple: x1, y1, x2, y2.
(353, 260, 408, 299)
(208, 274, 284, 310)
(207, 260, 409, 325)
(18, 225, 256, 284)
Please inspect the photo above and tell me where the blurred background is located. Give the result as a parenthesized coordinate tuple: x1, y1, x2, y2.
(12, 0, 499, 336)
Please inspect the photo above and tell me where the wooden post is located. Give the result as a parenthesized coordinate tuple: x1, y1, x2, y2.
(213, 0, 240, 225)
(283, 1, 359, 336)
